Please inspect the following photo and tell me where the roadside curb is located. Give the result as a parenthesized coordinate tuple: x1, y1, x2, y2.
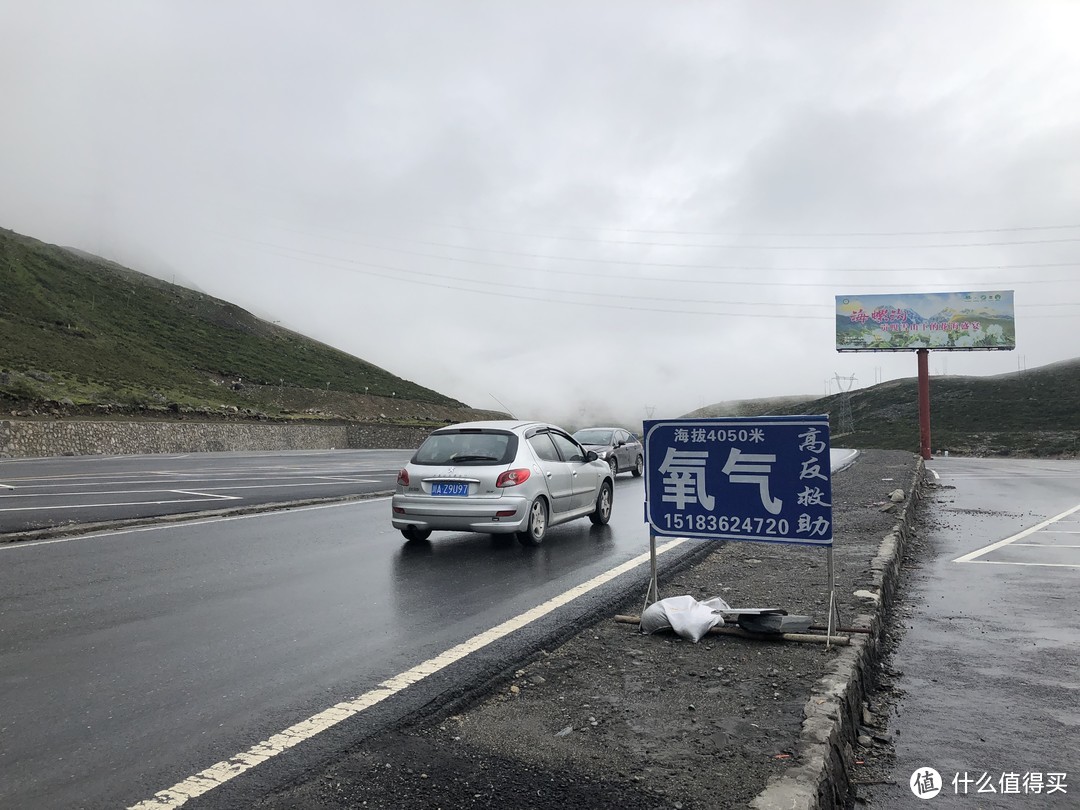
(750, 457, 926, 810)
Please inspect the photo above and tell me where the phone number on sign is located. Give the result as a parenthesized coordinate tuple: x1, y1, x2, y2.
(662, 513, 790, 535)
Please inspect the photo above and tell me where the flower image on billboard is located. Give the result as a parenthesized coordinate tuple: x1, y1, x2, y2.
(835, 291, 1016, 352)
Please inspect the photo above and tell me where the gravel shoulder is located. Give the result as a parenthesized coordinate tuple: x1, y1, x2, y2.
(255, 449, 924, 810)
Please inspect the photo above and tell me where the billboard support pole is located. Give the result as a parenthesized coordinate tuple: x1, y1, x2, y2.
(917, 348, 932, 461)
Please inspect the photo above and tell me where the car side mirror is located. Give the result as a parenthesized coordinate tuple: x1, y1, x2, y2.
(585, 450, 599, 462)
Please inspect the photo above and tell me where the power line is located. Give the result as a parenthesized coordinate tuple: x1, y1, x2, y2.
(220, 232, 1079, 293)
(271, 222, 1080, 252)
(256, 223, 1080, 276)
(264, 209, 1080, 240)
(222, 235, 1080, 319)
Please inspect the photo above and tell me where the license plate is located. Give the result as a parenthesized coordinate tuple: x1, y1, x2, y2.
(431, 482, 469, 496)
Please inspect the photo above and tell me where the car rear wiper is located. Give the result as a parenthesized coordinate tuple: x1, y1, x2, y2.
(449, 454, 499, 462)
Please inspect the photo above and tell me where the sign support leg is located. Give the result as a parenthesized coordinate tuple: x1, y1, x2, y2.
(643, 533, 660, 613)
(826, 546, 836, 648)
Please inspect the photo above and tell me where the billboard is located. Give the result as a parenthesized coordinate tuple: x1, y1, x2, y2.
(836, 291, 1015, 352)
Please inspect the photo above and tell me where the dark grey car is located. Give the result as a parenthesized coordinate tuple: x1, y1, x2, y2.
(571, 427, 644, 478)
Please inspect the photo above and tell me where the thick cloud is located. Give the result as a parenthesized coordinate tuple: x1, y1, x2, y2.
(2, 1, 1077, 426)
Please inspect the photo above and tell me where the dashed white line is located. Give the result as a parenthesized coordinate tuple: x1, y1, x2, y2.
(127, 537, 688, 809)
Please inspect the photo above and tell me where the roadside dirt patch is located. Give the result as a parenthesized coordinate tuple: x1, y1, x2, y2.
(256, 450, 923, 810)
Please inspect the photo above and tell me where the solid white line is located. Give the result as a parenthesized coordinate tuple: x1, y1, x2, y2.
(953, 503, 1080, 563)
(197, 480, 380, 490)
(128, 537, 688, 809)
(0, 498, 385, 549)
(0, 481, 380, 500)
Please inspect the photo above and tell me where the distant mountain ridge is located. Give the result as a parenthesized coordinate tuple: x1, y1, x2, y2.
(687, 357, 1080, 458)
(0, 227, 502, 425)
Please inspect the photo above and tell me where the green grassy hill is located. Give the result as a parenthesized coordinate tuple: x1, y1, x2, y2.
(688, 358, 1080, 458)
(0, 227, 501, 424)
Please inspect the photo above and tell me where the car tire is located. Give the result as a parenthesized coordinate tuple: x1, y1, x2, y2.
(401, 527, 432, 542)
(632, 455, 644, 477)
(516, 497, 548, 546)
(608, 457, 618, 478)
(589, 480, 613, 526)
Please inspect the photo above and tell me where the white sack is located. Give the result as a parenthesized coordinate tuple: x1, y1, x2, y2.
(639, 595, 731, 643)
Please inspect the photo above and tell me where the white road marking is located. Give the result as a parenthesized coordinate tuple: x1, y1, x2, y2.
(0, 493, 242, 513)
(934, 474, 1080, 480)
(929, 469, 940, 480)
(953, 503, 1080, 564)
(169, 490, 239, 499)
(1012, 543, 1080, 548)
(1, 498, 381, 550)
(956, 560, 1080, 569)
(1, 488, 242, 499)
(11, 474, 383, 489)
(127, 537, 689, 809)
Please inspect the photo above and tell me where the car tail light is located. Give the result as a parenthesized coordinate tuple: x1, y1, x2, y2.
(496, 468, 531, 487)
(397, 469, 410, 486)
(393, 506, 405, 514)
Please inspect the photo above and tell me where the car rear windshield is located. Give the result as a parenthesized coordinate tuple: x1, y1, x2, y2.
(412, 430, 518, 465)
(573, 429, 613, 445)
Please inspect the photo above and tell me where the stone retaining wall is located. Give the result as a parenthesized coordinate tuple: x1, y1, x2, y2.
(0, 420, 435, 458)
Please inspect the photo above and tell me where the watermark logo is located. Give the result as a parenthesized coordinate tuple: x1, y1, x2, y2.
(911, 767, 943, 799)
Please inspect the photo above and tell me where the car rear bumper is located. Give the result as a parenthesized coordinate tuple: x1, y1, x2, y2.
(391, 493, 531, 534)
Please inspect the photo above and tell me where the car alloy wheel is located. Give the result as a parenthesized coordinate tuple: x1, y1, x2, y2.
(608, 457, 618, 478)
(589, 480, 613, 525)
(517, 497, 548, 546)
(632, 455, 644, 477)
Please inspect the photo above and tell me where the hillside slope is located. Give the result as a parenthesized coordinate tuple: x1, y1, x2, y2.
(0, 228, 501, 424)
(688, 358, 1080, 458)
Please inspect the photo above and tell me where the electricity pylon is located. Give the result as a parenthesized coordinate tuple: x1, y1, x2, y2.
(833, 373, 857, 436)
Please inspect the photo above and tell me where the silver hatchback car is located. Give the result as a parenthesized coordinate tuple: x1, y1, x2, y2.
(392, 420, 614, 545)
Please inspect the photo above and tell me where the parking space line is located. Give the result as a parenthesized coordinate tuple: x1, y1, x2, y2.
(1012, 543, 1080, 548)
(127, 537, 689, 810)
(953, 503, 1080, 564)
(956, 560, 1080, 569)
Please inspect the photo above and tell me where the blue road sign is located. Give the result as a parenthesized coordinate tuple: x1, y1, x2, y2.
(643, 416, 833, 546)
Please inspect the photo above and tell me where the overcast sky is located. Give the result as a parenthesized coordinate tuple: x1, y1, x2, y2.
(3, 1, 1078, 427)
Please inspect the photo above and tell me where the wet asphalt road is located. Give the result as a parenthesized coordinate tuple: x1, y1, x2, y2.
(0, 470, 692, 810)
(864, 457, 1080, 808)
(0, 450, 412, 535)
(0, 447, 854, 809)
